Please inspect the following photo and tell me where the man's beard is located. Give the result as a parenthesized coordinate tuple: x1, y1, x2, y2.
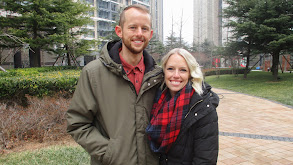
(122, 37, 149, 55)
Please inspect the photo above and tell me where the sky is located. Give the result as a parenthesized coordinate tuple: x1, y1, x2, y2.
(163, 0, 194, 45)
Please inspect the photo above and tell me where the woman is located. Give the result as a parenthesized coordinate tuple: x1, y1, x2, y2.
(146, 48, 219, 165)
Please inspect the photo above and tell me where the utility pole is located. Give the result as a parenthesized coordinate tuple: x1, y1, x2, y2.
(171, 14, 174, 48)
(179, 9, 183, 47)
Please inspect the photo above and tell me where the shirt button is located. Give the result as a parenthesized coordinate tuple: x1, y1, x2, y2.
(207, 104, 210, 107)
(194, 113, 197, 116)
(154, 79, 157, 83)
(148, 83, 151, 86)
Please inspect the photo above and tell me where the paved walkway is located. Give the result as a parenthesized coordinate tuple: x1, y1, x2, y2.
(213, 88, 293, 165)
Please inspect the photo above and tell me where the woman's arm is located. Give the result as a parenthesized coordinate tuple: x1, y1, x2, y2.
(192, 92, 219, 165)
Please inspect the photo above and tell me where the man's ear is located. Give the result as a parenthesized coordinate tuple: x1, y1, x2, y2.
(149, 29, 153, 41)
(115, 25, 122, 38)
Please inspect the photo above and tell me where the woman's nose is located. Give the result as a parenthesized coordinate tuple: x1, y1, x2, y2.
(173, 70, 180, 78)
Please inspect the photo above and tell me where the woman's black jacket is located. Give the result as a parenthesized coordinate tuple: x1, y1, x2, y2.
(159, 83, 219, 165)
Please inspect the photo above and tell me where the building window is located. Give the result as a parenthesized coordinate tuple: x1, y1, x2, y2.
(111, 3, 117, 12)
(133, 0, 150, 5)
(112, 13, 118, 21)
(84, 30, 95, 38)
(99, 10, 110, 19)
(87, 22, 95, 28)
(88, 11, 94, 17)
(99, 1, 109, 9)
(84, 0, 94, 5)
(98, 21, 111, 30)
(98, 31, 111, 37)
(138, 0, 150, 4)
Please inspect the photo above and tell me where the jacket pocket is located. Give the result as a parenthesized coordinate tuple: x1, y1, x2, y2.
(101, 138, 120, 164)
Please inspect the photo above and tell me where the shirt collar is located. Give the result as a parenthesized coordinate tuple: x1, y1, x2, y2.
(119, 50, 144, 75)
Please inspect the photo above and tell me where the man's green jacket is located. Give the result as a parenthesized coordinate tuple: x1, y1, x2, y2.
(67, 40, 163, 165)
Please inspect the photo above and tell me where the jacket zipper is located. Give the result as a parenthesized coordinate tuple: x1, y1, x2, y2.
(167, 99, 203, 153)
(184, 99, 203, 119)
(122, 74, 137, 95)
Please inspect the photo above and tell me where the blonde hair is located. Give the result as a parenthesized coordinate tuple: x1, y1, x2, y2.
(161, 48, 204, 95)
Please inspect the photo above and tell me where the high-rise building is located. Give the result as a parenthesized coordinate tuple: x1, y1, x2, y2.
(83, 0, 163, 43)
(150, 0, 163, 42)
(221, 1, 234, 45)
(193, 0, 222, 47)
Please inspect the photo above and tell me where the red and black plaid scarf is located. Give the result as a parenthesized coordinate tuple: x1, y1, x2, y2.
(146, 82, 194, 153)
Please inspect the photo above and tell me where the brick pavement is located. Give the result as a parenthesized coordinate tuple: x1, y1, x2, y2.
(213, 88, 293, 165)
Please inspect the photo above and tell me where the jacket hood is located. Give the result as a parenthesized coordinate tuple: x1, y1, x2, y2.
(182, 82, 219, 128)
(99, 40, 158, 76)
(189, 82, 217, 109)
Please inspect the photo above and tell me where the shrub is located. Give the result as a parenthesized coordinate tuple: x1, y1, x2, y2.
(0, 96, 70, 151)
(203, 68, 245, 76)
(0, 66, 81, 106)
(0, 67, 80, 152)
(0, 66, 79, 77)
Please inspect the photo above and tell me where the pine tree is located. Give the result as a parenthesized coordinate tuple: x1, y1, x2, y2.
(0, 0, 94, 67)
(224, 0, 293, 80)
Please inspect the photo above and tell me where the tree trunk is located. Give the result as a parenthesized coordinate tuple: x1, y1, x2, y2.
(243, 48, 251, 79)
(230, 56, 235, 75)
(29, 48, 41, 67)
(67, 53, 71, 66)
(65, 44, 71, 66)
(271, 51, 280, 81)
(14, 51, 22, 68)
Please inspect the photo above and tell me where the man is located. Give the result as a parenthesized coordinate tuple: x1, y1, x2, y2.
(66, 4, 163, 165)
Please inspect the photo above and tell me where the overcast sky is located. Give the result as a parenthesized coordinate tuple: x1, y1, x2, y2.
(163, 0, 194, 45)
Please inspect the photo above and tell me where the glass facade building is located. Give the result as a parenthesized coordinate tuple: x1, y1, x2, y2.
(83, 0, 163, 43)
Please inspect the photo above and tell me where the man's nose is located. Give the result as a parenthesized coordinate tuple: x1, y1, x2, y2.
(136, 28, 143, 36)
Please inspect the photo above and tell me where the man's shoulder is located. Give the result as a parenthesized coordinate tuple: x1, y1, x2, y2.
(83, 58, 104, 71)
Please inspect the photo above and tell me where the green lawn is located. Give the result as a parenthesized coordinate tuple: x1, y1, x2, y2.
(0, 145, 90, 165)
(204, 71, 293, 107)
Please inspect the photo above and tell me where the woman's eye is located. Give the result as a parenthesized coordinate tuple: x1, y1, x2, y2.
(167, 68, 173, 70)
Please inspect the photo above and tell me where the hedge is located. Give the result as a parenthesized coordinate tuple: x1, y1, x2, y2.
(0, 66, 81, 106)
(203, 68, 246, 76)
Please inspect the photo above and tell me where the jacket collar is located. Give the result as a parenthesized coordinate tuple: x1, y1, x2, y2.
(182, 83, 216, 128)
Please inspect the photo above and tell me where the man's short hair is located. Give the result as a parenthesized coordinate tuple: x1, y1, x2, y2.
(119, 4, 152, 28)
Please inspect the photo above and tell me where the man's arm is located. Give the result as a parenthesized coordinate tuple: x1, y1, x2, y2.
(66, 67, 109, 161)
